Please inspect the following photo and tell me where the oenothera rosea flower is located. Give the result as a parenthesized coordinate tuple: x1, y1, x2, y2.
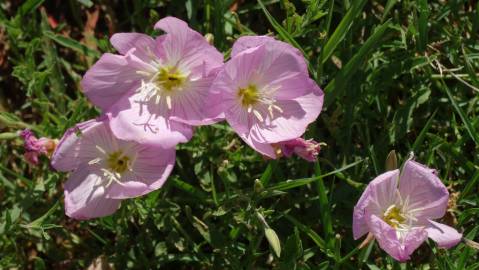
(51, 117, 175, 220)
(206, 36, 323, 158)
(353, 159, 462, 261)
(81, 17, 223, 147)
(278, 138, 321, 162)
(20, 129, 57, 165)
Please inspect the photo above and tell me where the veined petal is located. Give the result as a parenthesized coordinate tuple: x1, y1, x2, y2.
(110, 32, 157, 62)
(105, 145, 176, 199)
(108, 97, 193, 148)
(231, 35, 308, 74)
(252, 84, 323, 143)
(154, 17, 223, 73)
(426, 220, 462, 248)
(168, 75, 224, 126)
(399, 160, 449, 223)
(353, 170, 400, 239)
(81, 52, 153, 111)
(368, 214, 427, 262)
(240, 133, 277, 159)
(64, 165, 121, 220)
(51, 118, 104, 172)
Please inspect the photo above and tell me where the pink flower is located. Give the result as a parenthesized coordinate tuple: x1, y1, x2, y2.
(353, 159, 462, 261)
(206, 36, 323, 158)
(278, 138, 321, 162)
(51, 117, 175, 220)
(20, 129, 57, 165)
(81, 17, 224, 148)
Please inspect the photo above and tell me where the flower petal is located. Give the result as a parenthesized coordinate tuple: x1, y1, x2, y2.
(426, 220, 462, 248)
(108, 97, 193, 148)
(64, 166, 121, 220)
(168, 75, 224, 126)
(251, 83, 323, 143)
(240, 133, 277, 159)
(51, 118, 103, 172)
(105, 145, 176, 199)
(81, 52, 153, 111)
(353, 169, 400, 239)
(231, 35, 308, 74)
(154, 16, 223, 73)
(368, 214, 427, 262)
(110, 32, 157, 62)
(399, 160, 449, 223)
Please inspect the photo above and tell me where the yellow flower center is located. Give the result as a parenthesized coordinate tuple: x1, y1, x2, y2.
(383, 205, 406, 228)
(107, 151, 130, 174)
(156, 67, 186, 91)
(238, 84, 259, 107)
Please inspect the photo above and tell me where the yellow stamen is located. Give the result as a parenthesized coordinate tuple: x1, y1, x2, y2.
(383, 205, 406, 228)
(238, 84, 259, 107)
(106, 151, 130, 174)
(156, 66, 186, 91)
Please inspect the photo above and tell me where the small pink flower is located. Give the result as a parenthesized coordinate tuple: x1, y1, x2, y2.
(20, 129, 57, 165)
(51, 117, 176, 220)
(81, 17, 224, 148)
(206, 36, 323, 158)
(278, 138, 321, 162)
(353, 159, 462, 261)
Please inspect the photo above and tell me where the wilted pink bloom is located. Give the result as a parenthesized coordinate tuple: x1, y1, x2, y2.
(278, 138, 321, 162)
(20, 129, 57, 165)
(353, 159, 462, 261)
(206, 36, 323, 158)
(51, 117, 175, 220)
(81, 17, 223, 147)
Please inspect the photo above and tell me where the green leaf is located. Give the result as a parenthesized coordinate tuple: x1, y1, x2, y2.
(260, 160, 277, 186)
(416, 0, 429, 52)
(412, 110, 437, 152)
(320, 0, 367, 65)
(265, 159, 363, 192)
(43, 31, 101, 58)
(18, 0, 45, 16)
(442, 81, 479, 146)
(324, 20, 393, 106)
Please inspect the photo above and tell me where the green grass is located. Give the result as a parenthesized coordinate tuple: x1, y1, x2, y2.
(0, 0, 478, 269)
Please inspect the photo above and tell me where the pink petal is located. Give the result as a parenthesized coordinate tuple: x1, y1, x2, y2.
(240, 133, 277, 159)
(426, 220, 462, 248)
(64, 166, 121, 220)
(231, 35, 308, 74)
(105, 145, 176, 199)
(80, 52, 153, 111)
(215, 46, 267, 135)
(353, 169, 400, 239)
(110, 32, 157, 62)
(398, 160, 449, 223)
(154, 17, 223, 72)
(168, 75, 224, 126)
(51, 118, 101, 172)
(368, 214, 427, 262)
(252, 85, 323, 143)
(108, 97, 193, 148)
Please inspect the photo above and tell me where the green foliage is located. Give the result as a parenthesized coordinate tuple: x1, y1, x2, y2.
(0, 0, 478, 269)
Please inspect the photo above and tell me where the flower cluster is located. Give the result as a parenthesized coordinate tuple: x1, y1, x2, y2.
(47, 17, 323, 220)
(20, 16, 464, 261)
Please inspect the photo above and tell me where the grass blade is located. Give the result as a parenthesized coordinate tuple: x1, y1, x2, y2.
(43, 31, 100, 58)
(319, 0, 367, 65)
(442, 80, 479, 146)
(324, 20, 393, 106)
